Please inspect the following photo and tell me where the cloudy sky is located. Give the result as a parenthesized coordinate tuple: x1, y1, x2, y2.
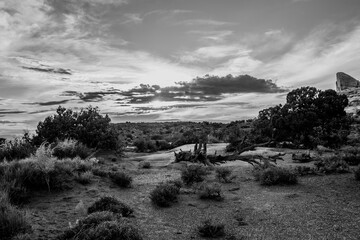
(1, 0, 360, 137)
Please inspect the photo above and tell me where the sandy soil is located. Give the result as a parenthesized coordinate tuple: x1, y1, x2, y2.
(23, 144, 360, 239)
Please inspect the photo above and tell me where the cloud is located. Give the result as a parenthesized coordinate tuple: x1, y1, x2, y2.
(122, 13, 143, 24)
(179, 19, 235, 26)
(189, 30, 233, 43)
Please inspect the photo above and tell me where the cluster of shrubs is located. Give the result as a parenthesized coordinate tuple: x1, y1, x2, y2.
(58, 196, 142, 240)
(133, 138, 172, 153)
(0, 144, 96, 204)
(314, 157, 350, 174)
(181, 164, 210, 186)
(0, 134, 35, 162)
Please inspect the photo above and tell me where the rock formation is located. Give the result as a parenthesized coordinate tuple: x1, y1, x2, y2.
(336, 72, 360, 91)
(336, 72, 360, 116)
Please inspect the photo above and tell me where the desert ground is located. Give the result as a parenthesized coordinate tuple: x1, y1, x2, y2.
(23, 144, 360, 240)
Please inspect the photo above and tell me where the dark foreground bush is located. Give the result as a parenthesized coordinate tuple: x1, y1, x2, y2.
(57, 211, 142, 240)
(198, 219, 225, 238)
(254, 167, 298, 186)
(355, 166, 360, 181)
(109, 171, 132, 188)
(150, 181, 181, 207)
(0, 192, 32, 240)
(198, 183, 223, 201)
(88, 196, 133, 217)
(181, 164, 209, 186)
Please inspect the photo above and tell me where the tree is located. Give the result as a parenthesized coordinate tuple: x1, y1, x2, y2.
(33, 106, 120, 150)
(252, 87, 350, 148)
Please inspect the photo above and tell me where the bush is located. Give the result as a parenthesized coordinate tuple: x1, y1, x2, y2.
(0, 191, 32, 240)
(133, 138, 157, 152)
(33, 106, 122, 151)
(198, 183, 223, 201)
(355, 166, 360, 181)
(314, 157, 350, 174)
(0, 135, 35, 162)
(139, 161, 151, 169)
(150, 181, 181, 207)
(198, 219, 225, 238)
(181, 164, 209, 186)
(92, 167, 109, 177)
(88, 196, 133, 217)
(255, 167, 298, 186)
(52, 139, 93, 159)
(341, 154, 360, 166)
(215, 167, 234, 183)
(57, 211, 142, 240)
(109, 171, 132, 188)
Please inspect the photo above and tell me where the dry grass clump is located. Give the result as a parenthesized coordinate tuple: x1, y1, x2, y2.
(88, 196, 134, 217)
(198, 182, 224, 201)
(253, 167, 298, 186)
(57, 211, 142, 240)
(0, 137, 35, 162)
(215, 167, 234, 183)
(150, 180, 181, 207)
(75, 171, 93, 185)
(52, 139, 93, 159)
(0, 191, 32, 240)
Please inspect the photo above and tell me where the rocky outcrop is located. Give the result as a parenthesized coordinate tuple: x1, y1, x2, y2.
(336, 72, 360, 91)
(336, 72, 360, 116)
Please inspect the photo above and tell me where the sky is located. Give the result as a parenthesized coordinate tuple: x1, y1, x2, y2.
(1, 0, 360, 138)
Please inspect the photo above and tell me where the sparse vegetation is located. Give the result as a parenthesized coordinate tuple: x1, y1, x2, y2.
(75, 171, 93, 185)
(88, 196, 134, 217)
(150, 181, 181, 207)
(139, 161, 151, 169)
(198, 219, 225, 238)
(109, 171, 132, 188)
(181, 164, 209, 186)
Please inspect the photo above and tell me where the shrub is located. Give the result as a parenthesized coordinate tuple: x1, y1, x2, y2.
(355, 166, 360, 181)
(75, 171, 93, 185)
(0, 191, 32, 240)
(52, 139, 93, 159)
(181, 164, 209, 186)
(133, 138, 157, 152)
(92, 167, 109, 177)
(341, 154, 360, 166)
(314, 157, 350, 174)
(139, 161, 151, 169)
(109, 171, 132, 188)
(198, 219, 225, 238)
(150, 181, 181, 207)
(198, 183, 223, 201)
(215, 167, 234, 183)
(88, 196, 133, 217)
(255, 167, 298, 186)
(0, 135, 35, 162)
(57, 211, 142, 240)
(294, 166, 318, 176)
